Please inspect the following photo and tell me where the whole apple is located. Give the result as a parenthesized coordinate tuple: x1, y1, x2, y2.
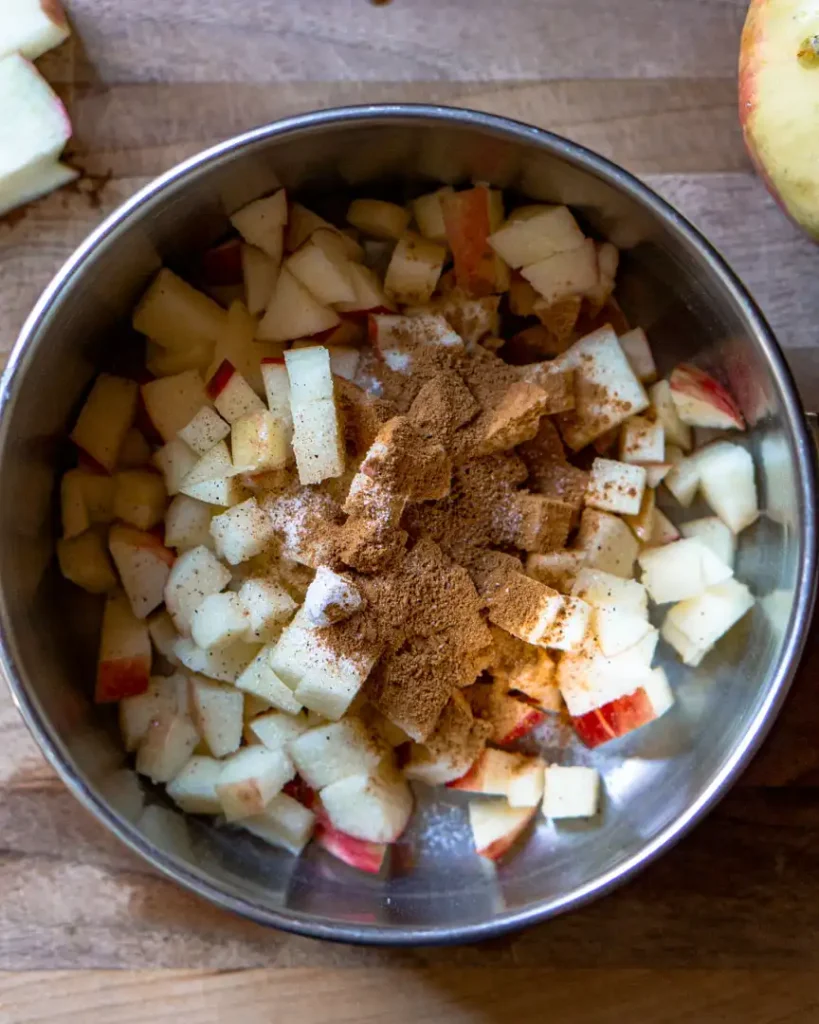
(739, 0, 819, 240)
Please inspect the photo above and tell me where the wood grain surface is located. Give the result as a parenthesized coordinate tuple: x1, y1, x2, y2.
(2, 0, 819, 1020)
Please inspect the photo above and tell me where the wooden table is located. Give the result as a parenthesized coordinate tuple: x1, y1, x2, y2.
(2, 1, 819, 1020)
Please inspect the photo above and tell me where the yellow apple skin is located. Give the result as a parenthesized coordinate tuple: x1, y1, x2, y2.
(739, 0, 819, 240)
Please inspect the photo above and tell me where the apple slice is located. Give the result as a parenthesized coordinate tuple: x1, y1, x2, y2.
(669, 364, 745, 430)
(241, 243, 278, 315)
(0, 1, 70, 62)
(521, 238, 598, 306)
(119, 675, 182, 752)
(576, 508, 640, 578)
(638, 536, 733, 604)
(230, 190, 287, 262)
(242, 792, 316, 855)
(411, 186, 453, 242)
(618, 328, 657, 383)
(695, 441, 759, 533)
(468, 798, 536, 862)
(257, 267, 340, 343)
(188, 675, 244, 758)
(152, 438, 198, 497)
(142, 370, 210, 443)
(135, 707, 199, 784)
(320, 768, 413, 844)
(442, 185, 508, 296)
(661, 579, 755, 667)
(132, 268, 228, 350)
(285, 239, 356, 306)
(488, 204, 585, 268)
(178, 406, 230, 456)
(112, 470, 167, 531)
(70, 374, 139, 472)
(164, 543, 231, 634)
(108, 523, 174, 618)
(0, 54, 76, 216)
(384, 232, 446, 305)
(681, 516, 736, 567)
(347, 198, 410, 240)
(164, 494, 214, 552)
(216, 745, 294, 821)
(95, 590, 151, 703)
(585, 458, 647, 516)
(649, 379, 692, 450)
(235, 645, 303, 715)
(57, 530, 118, 594)
(166, 756, 224, 814)
(570, 666, 674, 748)
(190, 592, 249, 650)
(238, 578, 297, 642)
(542, 765, 600, 818)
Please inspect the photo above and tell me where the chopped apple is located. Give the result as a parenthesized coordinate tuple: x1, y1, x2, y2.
(557, 634, 659, 716)
(135, 707, 199, 784)
(585, 241, 619, 313)
(108, 523, 174, 618)
(242, 792, 316, 854)
(285, 203, 363, 260)
(488, 204, 585, 268)
(449, 749, 545, 808)
(320, 767, 413, 844)
(638, 462, 672, 488)
(57, 530, 118, 594)
(231, 409, 289, 473)
(411, 186, 453, 242)
(209, 497, 276, 565)
(695, 441, 759, 533)
(112, 470, 167, 531)
(216, 745, 294, 821)
(521, 238, 598, 306)
(230, 190, 287, 263)
(95, 590, 151, 703)
(669, 364, 745, 430)
(238, 578, 297, 641)
(177, 440, 246, 507)
(132, 268, 228, 350)
(257, 267, 340, 343)
(205, 360, 265, 424)
(314, 818, 387, 874)
(70, 374, 139, 472)
(592, 604, 652, 658)
(648, 379, 693, 451)
(142, 371, 210, 443)
(637, 537, 733, 604)
(260, 359, 292, 429)
(285, 347, 345, 484)
(619, 416, 664, 464)
(164, 495, 214, 552)
(188, 675, 244, 758)
(485, 691, 548, 745)
(241, 243, 278, 315)
(554, 326, 649, 450)
(347, 198, 410, 240)
(119, 675, 182, 752)
(571, 567, 649, 615)
(576, 508, 640, 578)
(166, 756, 224, 814)
(619, 328, 657, 383)
(146, 338, 214, 378)
(441, 185, 509, 297)
(147, 610, 181, 663)
(152, 438, 198, 497)
(235, 645, 303, 715)
(289, 718, 386, 791)
(61, 469, 115, 534)
(178, 406, 230, 455)
(301, 566, 364, 628)
(164, 543, 231, 634)
(384, 232, 446, 305)
(585, 458, 647, 516)
(661, 579, 755, 667)
(247, 710, 310, 750)
(622, 486, 656, 543)
(190, 592, 248, 650)
(663, 450, 702, 507)
(468, 798, 536, 862)
(286, 239, 356, 306)
(0, 0, 70, 62)
(0, 156, 76, 218)
(648, 508, 681, 546)
(174, 637, 259, 684)
(335, 262, 393, 314)
(404, 691, 490, 785)
(542, 765, 600, 818)
(525, 550, 586, 593)
(681, 516, 736, 567)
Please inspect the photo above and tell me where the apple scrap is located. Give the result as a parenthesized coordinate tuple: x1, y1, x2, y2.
(57, 184, 759, 871)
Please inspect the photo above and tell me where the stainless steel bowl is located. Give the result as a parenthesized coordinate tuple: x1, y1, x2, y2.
(2, 105, 815, 945)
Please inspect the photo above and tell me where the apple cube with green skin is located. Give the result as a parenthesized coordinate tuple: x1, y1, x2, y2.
(619, 328, 657, 383)
(384, 232, 446, 305)
(257, 267, 340, 343)
(188, 675, 244, 758)
(164, 495, 214, 552)
(132, 269, 228, 351)
(661, 579, 755, 667)
(164, 544, 231, 634)
(238, 578, 297, 642)
(166, 756, 224, 814)
(108, 524, 175, 619)
(153, 438, 198, 497)
(669, 364, 745, 430)
(247, 710, 310, 751)
(320, 769, 413, 844)
(0, 54, 77, 217)
(206, 360, 265, 424)
(289, 719, 386, 791)
(649, 380, 692, 451)
(570, 666, 674, 748)
(576, 508, 640, 579)
(190, 592, 248, 650)
(231, 409, 290, 473)
(681, 516, 736, 568)
(57, 530, 118, 595)
(638, 537, 733, 605)
(70, 374, 139, 472)
(241, 792, 317, 855)
(119, 675, 183, 752)
(468, 799, 537, 862)
(178, 406, 230, 455)
(230, 190, 288, 263)
(695, 441, 759, 534)
(96, 590, 152, 703)
(216, 746, 295, 821)
(488, 204, 585, 268)
(542, 765, 600, 818)
(135, 707, 200, 784)
(235, 646, 303, 715)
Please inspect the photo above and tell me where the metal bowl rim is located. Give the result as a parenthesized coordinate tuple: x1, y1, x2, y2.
(2, 102, 815, 946)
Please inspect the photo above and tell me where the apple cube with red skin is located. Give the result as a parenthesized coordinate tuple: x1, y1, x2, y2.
(108, 523, 175, 619)
(135, 707, 200, 784)
(320, 768, 413, 844)
(206, 360, 265, 424)
(57, 530, 118, 594)
(164, 543, 231, 634)
(188, 675, 244, 758)
(468, 798, 537, 862)
(0, 0, 71, 61)
(571, 667, 674, 748)
(132, 268, 228, 351)
(216, 745, 295, 821)
(242, 792, 317, 855)
(669, 364, 745, 430)
(314, 818, 388, 874)
(95, 590, 152, 703)
(347, 198, 410, 240)
(70, 374, 139, 472)
(542, 765, 600, 818)
(230, 190, 288, 263)
(257, 267, 340, 343)
(442, 185, 508, 296)
(166, 756, 224, 814)
(448, 749, 545, 808)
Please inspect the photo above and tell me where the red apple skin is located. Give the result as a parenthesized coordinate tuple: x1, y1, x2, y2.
(260, 357, 286, 366)
(315, 823, 388, 875)
(442, 186, 498, 297)
(490, 697, 547, 746)
(310, 318, 364, 347)
(283, 777, 317, 808)
(200, 239, 243, 286)
(669, 365, 745, 429)
(95, 656, 151, 703)
(116, 525, 175, 567)
(572, 688, 656, 748)
(477, 806, 537, 862)
(206, 359, 236, 400)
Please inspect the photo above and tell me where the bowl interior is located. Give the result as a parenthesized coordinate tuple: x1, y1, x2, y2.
(0, 109, 813, 943)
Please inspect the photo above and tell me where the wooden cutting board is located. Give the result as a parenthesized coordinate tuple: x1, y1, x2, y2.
(2, 1, 819, 1020)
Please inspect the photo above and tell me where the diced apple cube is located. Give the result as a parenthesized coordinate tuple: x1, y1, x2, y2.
(132, 268, 228, 350)
(661, 579, 754, 667)
(142, 371, 210, 443)
(648, 508, 681, 547)
(247, 710, 310, 750)
(542, 765, 600, 819)
(681, 516, 736, 568)
(592, 605, 652, 658)
(576, 508, 639, 578)
(177, 439, 240, 489)
(119, 675, 181, 752)
(147, 610, 181, 663)
(164, 495, 214, 552)
(488, 205, 585, 268)
(286, 239, 356, 306)
(411, 186, 453, 243)
(173, 637, 259, 684)
(153, 438, 198, 497)
(242, 243, 278, 315)
(146, 338, 214, 378)
(70, 374, 139, 472)
(442, 185, 508, 296)
(96, 590, 151, 703)
(585, 458, 646, 516)
(209, 498, 276, 566)
(60, 470, 89, 538)
(618, 328, 657, 383)
(178, 406, 230, 455)
(216, 745, 294, 821)
(117, 428, 151, 470)
(190, 592, 248, 650)
(231, 409, 289, 473)
(619, 416, 664, 464)
(108, 523, 174, 618)
(695, 441, 758, 533)
(238, 578, 297, 641)
(571, 567, 649, 615)
(286, 203, 362, 259)
(384, 232, 446, 305)
(57, 530, 118, 594)
(260, 359, 292, 428)
(242, 792, 316, 854)
(164, 543, 231, 634)
(236, 645, 303, 715)
(166, 756, 224, 814)
(291, 400, 345, 485)
(663, 450, 701, 507)
(468, 798, 536, 862)
(637, 537, 733, 604)
(335, 262, 393, 314)
(135, 707, 199, 784)
(206, 361, 265, 424)
(669, 364, 745, 430)
(521, 238, 598, 306)
(289, 718, 386, 791)
(623, 487, 656, 543)
(230, 190, 288, 262)
(449, 749, 545, 808)
(649, 379, 692, 451)
(347, 198, 410, 240)
(188, 674, 244, 758)
(320, 768, 413, 844)
(0, 0, 71, 61)
(404, 691, 490, 785)
(302, 566, 364, 628)
(257, 267, 340, 343)
(525, 550, 586, 593)
(112, 470, 167, 531)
